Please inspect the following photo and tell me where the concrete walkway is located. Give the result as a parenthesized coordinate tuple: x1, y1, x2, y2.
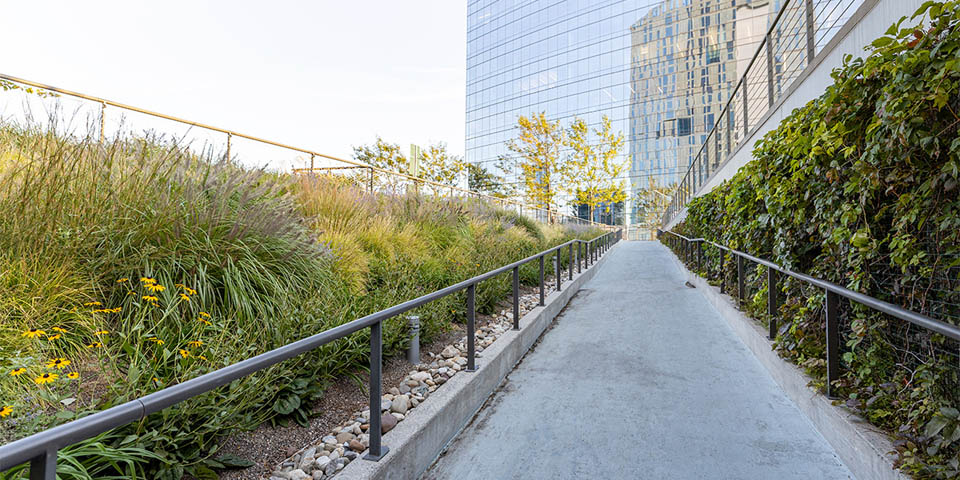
(422, 242, 854, 480)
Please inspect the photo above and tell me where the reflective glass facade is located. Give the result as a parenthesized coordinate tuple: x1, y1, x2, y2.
(466, 0, 777, 223)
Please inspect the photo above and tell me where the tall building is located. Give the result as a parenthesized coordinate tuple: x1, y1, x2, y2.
(628, 0, 772, 223)
(465, 0, 775, 226)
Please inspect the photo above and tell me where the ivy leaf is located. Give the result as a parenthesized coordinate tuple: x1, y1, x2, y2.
(925, 415, 951, 438)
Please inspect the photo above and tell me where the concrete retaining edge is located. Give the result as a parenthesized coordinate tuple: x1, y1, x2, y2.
(665, 247, 907, 480)
(338, 242, 619, 480)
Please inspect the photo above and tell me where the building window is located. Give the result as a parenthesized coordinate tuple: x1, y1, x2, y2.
(677, 117, 692, 136)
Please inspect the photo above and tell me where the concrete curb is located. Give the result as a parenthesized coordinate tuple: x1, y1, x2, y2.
(338, 243, 619, 480)
(665, 247, 906, 480)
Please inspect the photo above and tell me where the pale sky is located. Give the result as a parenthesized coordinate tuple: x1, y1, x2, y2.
(0, 1, 467, 170)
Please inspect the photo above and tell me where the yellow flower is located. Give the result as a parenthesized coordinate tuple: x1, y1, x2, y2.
(187, 340, 203, 347)
(197, 318, 211, 326)
(34, 373, 58, 385)
(22, 329, 46, 338)
(84, 301, 102, 307)
(147, 337, 164, 345)
(0, 406, 12, 418)
(178, 349, 190, 358)
(196, 355, 208, 361)
(86, 342, 103, 348)
(94, 330, 109, 336)
(199, 311, 211, 318)
(152, 377, 160, 384)
(110, 307, 122, 313)
(140, 277, 156, 284)
(181, 286, 197, 296)
(10, 368, 26, 376)
(46, 334, 61, 341)
(117, 277, 129, 283)
(179, 293, 190, 302)
(145, 284, 165, 293)
(47, 358, 71, 369)
(51, 327, 68, 333)
(67, 372, 79, 380)
(141, 295, 159, 303)
(128, 291, 137, 296)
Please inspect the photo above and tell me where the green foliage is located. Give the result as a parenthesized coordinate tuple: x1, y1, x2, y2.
(667, 3, 960, 477)
(0, 121, 601, 478)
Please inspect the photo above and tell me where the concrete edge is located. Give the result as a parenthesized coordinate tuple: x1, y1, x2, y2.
(664, 246, 907, 480)
(337, 242, 620, 480)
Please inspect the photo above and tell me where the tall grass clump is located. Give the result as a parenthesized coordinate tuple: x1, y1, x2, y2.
(0, 116, 602, 479)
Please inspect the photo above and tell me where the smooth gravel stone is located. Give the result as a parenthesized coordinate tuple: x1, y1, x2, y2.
(390, 395, 410, 414)
(286, 470, 311, 480)
(321, 435, 337, 445)
(315, 456, 331, 470)
(381, 412, 398, 433)
(398, 383, 411, 394)
(380, 399, 391, 411)
(344, 451, 359, 460)
(324, 462, 337, 476)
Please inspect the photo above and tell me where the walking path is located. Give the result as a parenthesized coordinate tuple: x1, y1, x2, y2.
(422, 241, 854, 479)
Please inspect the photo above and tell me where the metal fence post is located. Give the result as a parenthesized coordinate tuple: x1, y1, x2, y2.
(226, 132, 232, 161)
(368, 167, 374, 193)
(512, 267, 520, 330)
(737, 254, 746, 306)
(766, 32, 775, 107)
(805, 0, 816, 63)
(466, 284, 477, 372)
(364, 321, 388, 461)
(555, 250, 562, 291)
(577, 242, 582, 274)
(29, 450, 56, 480)
(767, 269, 779, 340)
(696, 241, 703, 272)
(538, 255, 545, 306)
(825, 289, 840, 398)
(568, 244, 573, 281)
(406, 316, 420, 364)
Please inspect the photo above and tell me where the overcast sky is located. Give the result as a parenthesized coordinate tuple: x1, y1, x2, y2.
(0, 1, 467, 170)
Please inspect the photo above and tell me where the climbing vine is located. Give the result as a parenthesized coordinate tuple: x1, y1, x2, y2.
(670, 2, 960, 477)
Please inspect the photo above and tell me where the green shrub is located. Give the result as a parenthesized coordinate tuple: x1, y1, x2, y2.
(668, 3, 960, 477)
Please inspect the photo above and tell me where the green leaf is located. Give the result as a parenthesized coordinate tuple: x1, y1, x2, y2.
(872, 37, 894, 48)
(215, 454, 255, 469)
(925, 415, 950, 437)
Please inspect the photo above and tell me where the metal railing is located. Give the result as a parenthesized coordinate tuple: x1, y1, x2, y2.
(662, 0, 865, 225)
(0, 230, 621, 478)
(0, 72, 608, 230)
(658, 229, 960, 399)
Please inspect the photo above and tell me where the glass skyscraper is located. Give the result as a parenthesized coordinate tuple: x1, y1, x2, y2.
(465, 0, 779, 225)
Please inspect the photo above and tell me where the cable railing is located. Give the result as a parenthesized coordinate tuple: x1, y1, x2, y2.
(662, 0, 864, 226)
(0, 230, 622, 478)
(659, 230, 960, 401)
(0, 72, 609, 230)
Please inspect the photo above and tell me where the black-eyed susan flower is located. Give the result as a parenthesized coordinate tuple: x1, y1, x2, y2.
(47, 358, 71, 369)
(178, 349, 190, 358)
(199, 311, 211, 318)
(34, 373, 58, 385)
(9, 368, 26, 376)
(181, 286, 197, 296)
(145, 283, 165, 293)
(179, 293, 190, 302)
(140, 277, 156, 284)
(128, 291, 137, 296)
(52, 327, 68, 333)
(86, 342, 103, 348)
(117, 278, 129, 283)
(67, 372, 79, 380)
(187, 340, 203, 347)
(84, 301, 102, 307)
(94, 330, 109, 336)
(22, 329, 46, 338)
(0, 406, 12, 418)
(197, 318, 211, 326)
(110, 307, 122, 313)
(196, 355, 208, 361)
(46, 334, 61, 341)
(147, 337, 164, 345)
(141, 295, 159, 303)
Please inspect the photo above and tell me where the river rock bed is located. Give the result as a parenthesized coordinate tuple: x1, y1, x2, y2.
(267, 293, 544, 480)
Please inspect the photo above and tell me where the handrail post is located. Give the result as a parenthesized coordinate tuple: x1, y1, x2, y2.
(825, 289, 840, 398)
(29, 449, 56, 480)
(568, 244, 573, 281)
(555, 250, 561, 291)
(737, 254, 746, 307)
(538, 255, 545, 306)
(99, 102, 106, 144)
(719, 249, 727, 294)
(364, 321, 389, 461)
(696, 241, 703, 273)
(466, 284, 477, 372)
(767, 268, 779, 340)
(512, 267, 520, 330)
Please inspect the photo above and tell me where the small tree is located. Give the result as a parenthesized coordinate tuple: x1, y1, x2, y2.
(561, 115, 626, 223)
(352, 136, 407, 172)
(353, 138, 463, 192)
(466, 162, 508, 197)
(506, 113, 563, 221)
(418, 142, 465, 192)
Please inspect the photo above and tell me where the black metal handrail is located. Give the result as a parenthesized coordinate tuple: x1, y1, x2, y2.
(658, 229, 960, 399)
(0, 230, 622, 478)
